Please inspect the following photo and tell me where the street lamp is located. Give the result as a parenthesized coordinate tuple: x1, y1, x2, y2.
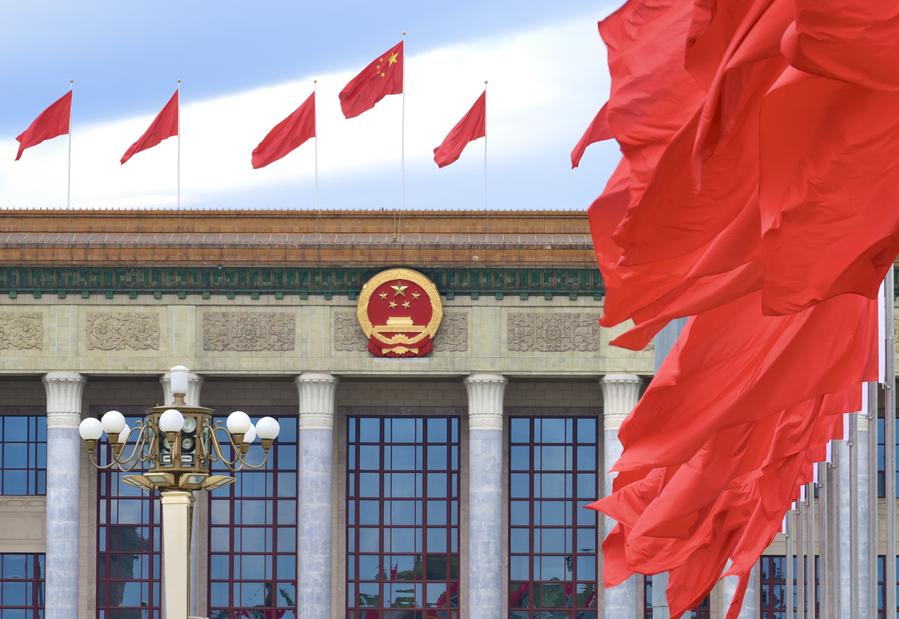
(78, 365, 280, 619)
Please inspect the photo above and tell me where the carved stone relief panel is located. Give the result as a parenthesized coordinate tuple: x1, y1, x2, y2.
(0, 313, 42, 350)
(86, 312, 159, 351)
(203, 311, 295, 352)
(507, 312, 601, 353)
(333, 311, 368, 352)
(433, 312, 468, 353)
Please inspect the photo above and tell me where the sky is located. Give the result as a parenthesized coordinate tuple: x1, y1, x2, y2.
(0, 1, 621, 211)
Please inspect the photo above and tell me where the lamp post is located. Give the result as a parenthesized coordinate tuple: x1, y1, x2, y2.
(78, 365, 280, 619)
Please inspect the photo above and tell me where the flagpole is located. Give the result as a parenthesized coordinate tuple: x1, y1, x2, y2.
(401, 31, 406, 212)
(67, 79, 73, 209)
(177, 80, 182, 210)
(314, 79, 321, 239)
(483, 80, 488, 212)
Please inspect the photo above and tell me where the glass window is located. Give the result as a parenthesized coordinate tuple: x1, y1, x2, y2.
(644, 576, 709, 619)
(877, 394, 899, 498)
(877, 555, 899, 618)
(759, 555, 786, 618)
(95, 410, 161, 618)
(508, 416, 597, 619)
(346, 416, 460, 617)
(0, 415, 46, 495)
(0, 553, 43, 617)
(208, 411, 297, 619)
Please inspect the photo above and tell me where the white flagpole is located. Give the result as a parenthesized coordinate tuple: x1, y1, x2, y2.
(401, 32, 406, 211)
(67, 79, 73, 209)
(483, 80, 488, 211)
(314, 79, 321, 240)
(177, 80, 182, 210)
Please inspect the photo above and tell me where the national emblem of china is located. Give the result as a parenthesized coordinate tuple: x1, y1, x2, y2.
(356, 268, 443, 357)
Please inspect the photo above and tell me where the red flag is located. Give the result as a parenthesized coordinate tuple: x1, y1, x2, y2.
(433, 91, 485, 168)
(121, 90, 179, 165)
(339, 41, 403, 119)
(570, 103, 611, 168)
(252, 92, 316, 169)
(15, 91, 71, 161)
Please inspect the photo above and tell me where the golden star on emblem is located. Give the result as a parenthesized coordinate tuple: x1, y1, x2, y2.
(391, 283, 408, 296)
(379, 292, 388, 300)
(389, 301, 397, 308)
(411, 292, 420, 299)
(402, 301, 411, 309)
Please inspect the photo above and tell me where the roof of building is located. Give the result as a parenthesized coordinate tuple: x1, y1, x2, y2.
(0, 209, 595, 268)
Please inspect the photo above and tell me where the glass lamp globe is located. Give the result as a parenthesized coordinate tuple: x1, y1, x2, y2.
(79, 418, 103, 441)
(101, 410, 126, 434)
(169, 365, 190, 397)
(244, 425, 256, 444)
(117, 423, 132, 444)
(226, 411, 252, 435)
(255, 416, 280, 440)
(159, 409, 185, 433)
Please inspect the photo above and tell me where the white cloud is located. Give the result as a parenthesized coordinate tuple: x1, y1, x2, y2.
(0, 13, 612, 209)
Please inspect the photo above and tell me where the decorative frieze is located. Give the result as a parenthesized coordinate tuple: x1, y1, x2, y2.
(86, 312, 159, 351)
(333, 311, 368, 352)
(335, 310, 469, 353)
(203, 311, 295, 352)
(433, 312, 468, 352)
(507, 312, 601, 352)
(0, 312, 42, 350)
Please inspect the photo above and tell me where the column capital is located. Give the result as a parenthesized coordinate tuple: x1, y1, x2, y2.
(464, 373, 507, 431)
(43, 372, 86, 428)
(601, 373, 641, 431)
(160, 371, 204, 407)
(296, 372, 339, 430)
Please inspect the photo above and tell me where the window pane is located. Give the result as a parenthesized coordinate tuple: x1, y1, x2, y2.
(346, 415, 459, 614)
(0, 415, 46, 495)
(96, 409, 161, 617)
(509, 415, 598, 617)
(207, 411, 297, 617)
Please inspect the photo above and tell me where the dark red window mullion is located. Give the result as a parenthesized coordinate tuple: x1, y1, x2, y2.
(378, 417, 386, 610)
(528, 417, 536, 618)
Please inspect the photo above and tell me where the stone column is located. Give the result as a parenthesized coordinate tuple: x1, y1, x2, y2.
(601, 374, 641, 618)
(720, 563, 759, 618)
(835, 436, 852, 618)
(161, 369, 204, 617)
(42, 371, 86, 619)
(464, 373, 507, 619)
(857, 412, 872, 616)
(295, 372, 339, 619)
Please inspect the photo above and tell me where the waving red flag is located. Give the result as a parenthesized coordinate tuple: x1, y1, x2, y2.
(339, 41, 403, 119)
(121, 89, 179, 165)
(571, 103, 611, 168)
(252, 92, 316, 169)
(433, 91, 485, 168)
(15, 91, 72, 161)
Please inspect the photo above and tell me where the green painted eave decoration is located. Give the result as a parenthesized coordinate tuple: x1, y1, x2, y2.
(0, 266, 604, 299)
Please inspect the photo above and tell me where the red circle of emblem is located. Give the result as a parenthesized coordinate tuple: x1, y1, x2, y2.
(356, 268, 443, 357)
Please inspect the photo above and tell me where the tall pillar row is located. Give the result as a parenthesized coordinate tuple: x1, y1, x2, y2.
(601, 373, 642, 618)
(464, 373, 508, 619)
(42, 371, 86, 619)
(161, 369, 204, 617)
(295, 372, 339, 619)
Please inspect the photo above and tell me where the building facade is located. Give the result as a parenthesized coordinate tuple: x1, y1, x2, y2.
(0, 209, 892, 618)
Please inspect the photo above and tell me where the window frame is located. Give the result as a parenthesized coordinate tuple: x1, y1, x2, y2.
(507, 414, 599, 618)
(206, 406, 298, 618)
(345, 414, 461, 617)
